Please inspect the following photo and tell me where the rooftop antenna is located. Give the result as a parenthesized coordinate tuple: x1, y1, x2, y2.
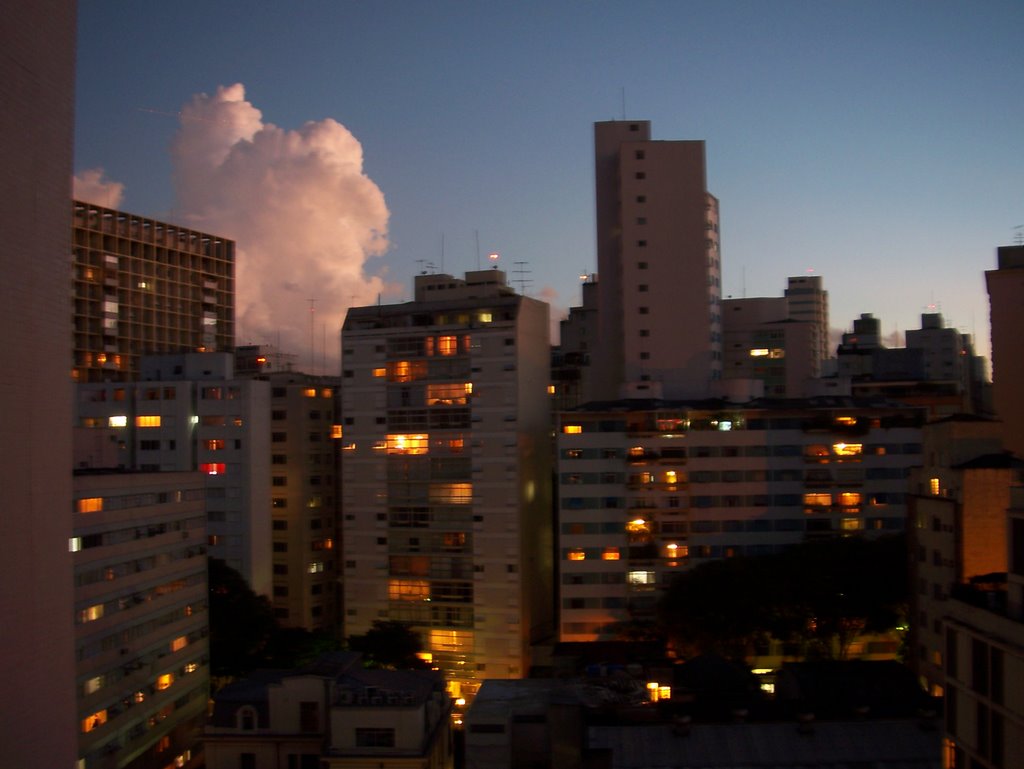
(1014, 225, 1023, 246)
(512, 261, 533, 295)
(308, 298, 316, 375)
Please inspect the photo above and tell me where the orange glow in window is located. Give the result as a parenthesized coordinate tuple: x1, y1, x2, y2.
(602, 548, 621, 561)
(77, 497, 103, 513)
(563, 424, 582, 434)
(567, 549, 585, 561)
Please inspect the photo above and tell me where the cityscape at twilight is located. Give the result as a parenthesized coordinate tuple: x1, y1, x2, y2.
(3, 2, 1023, 769)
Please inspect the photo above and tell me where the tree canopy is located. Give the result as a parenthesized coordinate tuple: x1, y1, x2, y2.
(346, 620, 429, 669)
(657, 534, 908, 660)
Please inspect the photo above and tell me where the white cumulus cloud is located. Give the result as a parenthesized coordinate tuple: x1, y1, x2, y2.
(170, 83, 394, 372)
(73, 168, 125, 208)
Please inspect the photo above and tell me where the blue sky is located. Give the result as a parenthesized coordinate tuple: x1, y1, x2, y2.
(75, 1, 1023, 362)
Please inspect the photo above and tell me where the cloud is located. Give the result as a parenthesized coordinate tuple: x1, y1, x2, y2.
(73, 168, 125, 208)
(170, 84, 395, 372)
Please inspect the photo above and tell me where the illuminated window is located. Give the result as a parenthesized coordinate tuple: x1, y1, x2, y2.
(836, 416, 857, 426)
(427, 382, 472, 405)
(429, 483, 472, 504)
(200, 463, 226, 475)
(838, 492, 862, 507)
(478, 311, 493, 323)
(805, 444, 830, 458)
(447, 437, 464, 453)
(665, 543, 688, 558)
(308, 561, 325, 574)
(312, 538, 334, 550)
(77, 497, 103, 513)
(387, 433, 429, 454)
(108, 415, 127, 428)
(372, 367, 386, 377)
(930, 477, 940, 496)
(628, 446, 645, 457)
(627, 570, 656, 585)
(429, 629, 473, 654)
(184, 662, 198, 674)
(69, 537, 81, 552)
(750, 348, 769, 357)
(647, 682, 672, 702)
(626, 518, 650, 534)
(664, 471, 678, 485)
(321, 388, 333, 398)
(156, 673, 174, 690)
(388, 360, 427, 382)
(567, 549, 586, 561)
(331, 424, 343, 439)
(547, 385, 556, 395)
(302, 388, 317, 398)
(79, 604, 104, 623)
(205, 439, 225, 450)
(136, 415, 161, 427)
(389, 579, 430, 601)
(170, 635, 188, 652)
(832, 442, 862, 457)
(769, 348, 785, 359)
(437, 335, 458, 356)
(83, 676, 103, 695)
(81, 709, 107, 733)
(602, 547, 621, 561)
(803, 492, 832, 508)
(563, 424, 582, 434)
(841, 518, 863, 531)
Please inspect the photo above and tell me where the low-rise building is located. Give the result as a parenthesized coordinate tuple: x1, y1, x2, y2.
(205, 653, 453, 769)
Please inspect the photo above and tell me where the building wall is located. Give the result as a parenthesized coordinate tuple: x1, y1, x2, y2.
(0, 0, 79, 764)
(985, 246, 1024, 457)
(73, 471, 209, 769)
(592, 121, 720, 401)
(71, 200, 235, 383)
(558, 401, 923, 641)
(341, 273, 552, 700)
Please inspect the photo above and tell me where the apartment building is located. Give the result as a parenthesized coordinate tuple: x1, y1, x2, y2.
(340, 269, 552, 703)
(205, 652, 453, 769)
(557, 398, 925, 641)
(264, 370, 342, 633)
(73, 471, 209, 769)
(72, 200, 234, 383)
(589, 120, 721, 401)
(76, 352, 271, 595)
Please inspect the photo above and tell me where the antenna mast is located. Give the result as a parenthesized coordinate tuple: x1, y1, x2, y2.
(512, 261, 533, 296)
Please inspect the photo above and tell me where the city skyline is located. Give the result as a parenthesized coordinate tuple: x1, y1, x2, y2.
(74, 1, 1023, 367)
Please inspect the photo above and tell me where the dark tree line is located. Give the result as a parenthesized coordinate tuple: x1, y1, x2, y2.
(657, 534, 908, 660)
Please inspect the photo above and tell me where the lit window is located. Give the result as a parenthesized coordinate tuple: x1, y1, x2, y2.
(136, 415, 161, 428)
(79, 604, 104, 623)
(628, 446, 645, 457)
(184, 662, 198, 674)
(205, 439, 225, 451)
(567, 549, 585, 561)
(389, 579, 430, 601)
(170, 635, 188, 652)
(155, 673, 174, 691)
(750, 348, 769, 357)
(602, 547, 621, 561)
(930, 477, 940, 496)
(302, 388, 317, 398)
(429, 483, 472, 504)
(200, 463, 226, 475)
(665, 543, 688, 558)
(841, 518, 863, 531)
(647, 682, 672, 702)
(563, 424, 582, 434)
(626, 518, 650, 533)
(77, 497, 103, 513)
(388, 360, 427, 382)
(478, 311, 493, 323)
(321, 388, 333, 398)
(81, 710, 107, 733)
(664, 471, 678, 485)
(832, 442, 862, 457)
(437, 335, 458, 356)
(331, 424, 343, 439)
(69, 537, 81, 552)
(108, 415, 127, 428)
(836, 416, 857, 426)
(547, 385, 556, 395)
(803, 492, 832, 508)
(372, 367, 386, 378)
(427, 383, 472, 406)
(83, 676, 103, 695)
(627, 570, 656, 585)
(387, 433, 429, 455)
(769, 348, 785, 359)
(838, 492, 862, 507)
(308, 561, 325, 573)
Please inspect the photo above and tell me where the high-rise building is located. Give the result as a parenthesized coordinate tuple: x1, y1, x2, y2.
(72, 200, 235, 383)
(557, 399, 923, 642)
(340, 270, 552, 705)
(0, 0, 78, 764)
(590, 120, 721, 401)
(76, 353, 272, 595)
(72, 470, 209, 769)
(985, 245, 1024, 456)
(784, 275, 830, 366)
(263, 370, 342, 633)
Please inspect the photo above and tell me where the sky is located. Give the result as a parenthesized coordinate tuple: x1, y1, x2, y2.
(74, 1, 1024, 371)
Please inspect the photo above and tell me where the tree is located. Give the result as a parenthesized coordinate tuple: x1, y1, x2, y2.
(208, 558, 277, 677)
(347, 620, 429, 669)
(658, 534, 908, 661)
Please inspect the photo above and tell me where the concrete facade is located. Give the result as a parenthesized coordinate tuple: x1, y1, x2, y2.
(985, 245, 1024, 457)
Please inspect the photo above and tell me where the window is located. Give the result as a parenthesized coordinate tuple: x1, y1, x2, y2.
(238, 707, 257, 731)
(77, 497, 103, 513)
(200, 463, 226, 475)
(387, 433, 429, 454)
(355, 727, 395, 747)
(563, 424, 582, 434)
(136, 415, 161, 427)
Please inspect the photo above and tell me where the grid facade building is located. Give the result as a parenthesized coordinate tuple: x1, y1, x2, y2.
(73, 471, 209, 769)
(340, 270, 552, 704)
(72, 200, 235, 383)
(557, 399, 924, 641)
